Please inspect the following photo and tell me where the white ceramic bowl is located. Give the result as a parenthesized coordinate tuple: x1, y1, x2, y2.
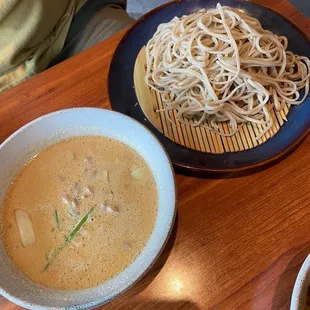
(0, 108, 176, 309)
(291, 255, 310, 310)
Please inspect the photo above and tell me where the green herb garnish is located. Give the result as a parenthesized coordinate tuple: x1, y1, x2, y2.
(43, 207, 94, 271)
(54, 209, 60, 230)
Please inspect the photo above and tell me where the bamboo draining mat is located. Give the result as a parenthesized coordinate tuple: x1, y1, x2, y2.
(134, 46, 290, 154)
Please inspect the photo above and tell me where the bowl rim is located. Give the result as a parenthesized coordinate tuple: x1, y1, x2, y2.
(291, 254, 310, 310)
(0, 107, 177, 310)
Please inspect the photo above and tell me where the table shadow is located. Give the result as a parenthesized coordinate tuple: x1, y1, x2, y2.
(271, 244, 310, 310)
(115, 299, 201, 309)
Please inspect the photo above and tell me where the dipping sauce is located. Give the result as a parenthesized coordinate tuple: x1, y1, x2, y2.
(0, 136, 158, 290)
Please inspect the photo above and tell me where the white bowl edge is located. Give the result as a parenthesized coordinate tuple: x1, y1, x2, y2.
(0, 108, 176, 310)
(291, 254, 310, 310)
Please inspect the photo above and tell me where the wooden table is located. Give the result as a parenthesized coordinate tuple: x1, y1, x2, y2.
(0, 1, 309, 309)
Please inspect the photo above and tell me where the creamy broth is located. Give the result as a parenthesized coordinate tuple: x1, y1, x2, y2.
(0, 136, 158, 290)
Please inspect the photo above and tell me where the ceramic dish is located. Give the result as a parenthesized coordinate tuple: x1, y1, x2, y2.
(108, 0, 310, 176)
(291, 255, 310, 310)
(0, 108, 176, 309)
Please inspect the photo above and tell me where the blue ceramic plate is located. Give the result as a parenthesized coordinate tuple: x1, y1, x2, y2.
(108, 0, 310, 176)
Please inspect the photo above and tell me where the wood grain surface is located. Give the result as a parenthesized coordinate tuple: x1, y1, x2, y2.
(0, 1, 309, 309)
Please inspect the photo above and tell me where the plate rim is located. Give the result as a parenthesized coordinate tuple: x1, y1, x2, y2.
(108, 0, 310, 174)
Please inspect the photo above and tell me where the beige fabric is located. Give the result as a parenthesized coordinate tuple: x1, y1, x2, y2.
(76, 0, 88, 12)
(0, 0, 76, 92)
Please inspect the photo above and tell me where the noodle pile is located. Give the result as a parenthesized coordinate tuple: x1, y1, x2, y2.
(145, 3, 310, 138)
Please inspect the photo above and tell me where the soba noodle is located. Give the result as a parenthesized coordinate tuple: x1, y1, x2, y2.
(145, 3, 310, 139)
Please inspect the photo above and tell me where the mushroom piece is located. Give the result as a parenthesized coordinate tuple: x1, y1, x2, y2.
(99, 203, 119, 214)
(130, 167, 147, 179)
(81, 186, 93, 199)
(106, 205, 119, 214)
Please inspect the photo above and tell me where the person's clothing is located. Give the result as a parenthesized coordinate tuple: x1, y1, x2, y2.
(0, 0, 134, 93)
(50, 1, 134, 66)
(0, 0, 75, 92)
